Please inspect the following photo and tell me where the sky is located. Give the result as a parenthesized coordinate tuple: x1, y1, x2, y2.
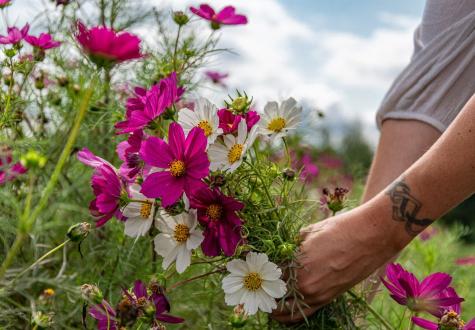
(6, 0, 426, 145)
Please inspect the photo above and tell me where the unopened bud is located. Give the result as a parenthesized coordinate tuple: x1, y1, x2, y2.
(80, 284, 103, 304)
(228, 304, 247, 328)
(20, 150, 46, 169)
(173, 11, 189, 26)
(32, 311, 54, 329)
(231, 96, 248, 113)
(278, 243, 296, 259)
(67, 222, 91, 242)
(282, 168, 295, 181)
(4, 47, 16, 58)
(211, 21, 221, 30)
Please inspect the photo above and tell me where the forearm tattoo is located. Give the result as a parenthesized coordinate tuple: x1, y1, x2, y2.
(386, 178, 434, 236)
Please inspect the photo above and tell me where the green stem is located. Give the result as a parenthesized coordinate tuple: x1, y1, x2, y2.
(15, 239, 70, 279)
(347, 290, 395, 330)
(173, 25, 182, 72)
(282, 137, 291, 168)
(0, 80, 96, 281)
(167, 269, 222, 291)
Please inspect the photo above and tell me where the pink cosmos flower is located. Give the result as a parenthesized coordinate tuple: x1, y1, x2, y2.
(115, 73, 184, 134)
(116, 130, 150, 181)
(412, 292, 475, 330)
(0, 0, 11, 9)
(205, 70, 228, 85)
(190, 186, 244, 256)
(78, 148, 127, 227)
(217, 108, 260, 134)
(0, 24, 29, 45)
(123, 280, 184, 325)
(75, 21, 143, 67)
(0, 147, 27, 185)
(190, 4, 247, 29)
(381, 263, 464, 316)
(89, 300, 118, 330)
(139, 123, 209, 207)
(25, 33, 61, 50)
(455, 256, 475, 266)
(300, 154, 319, 182)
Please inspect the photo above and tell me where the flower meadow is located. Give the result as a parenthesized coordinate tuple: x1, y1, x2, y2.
(1, 1, 475, 329)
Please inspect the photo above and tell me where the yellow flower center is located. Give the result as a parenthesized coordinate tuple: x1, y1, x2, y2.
(137, 297, 147, 306)
(173, 224, 190, 243)
(43, 288, 55, 297)
(228, 144, 243, 164)
(169, 159, 186, 177)
(243, 272, 263, 291)
(267, 117, 286, 132)
(197, 120, 213, 137)
(206, 204, 223, 220)
(140, 202, 152, 219)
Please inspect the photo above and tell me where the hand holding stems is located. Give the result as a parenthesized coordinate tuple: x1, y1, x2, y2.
(273, 93, 475, 323)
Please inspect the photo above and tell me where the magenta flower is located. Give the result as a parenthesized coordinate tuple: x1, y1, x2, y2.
(190, 186, 244, 256)
(89, 300, 118, 330)
(300, 154, 319, 182)
(0, 0, 11, 9)
(25, 33, 61, 50)
(115, 73, 184, 134)
(78, 148, 128, 227)
(455, 256, 475, 266)
(123, 280, 184, 325)
(412, 292, 475, 330)
(381, 263, 464, 316)
(190, 4, 247, 29)
(116, 130, 150, 181)
(205, 70, 228, 85)
(217, 108, 260, 134)
(139, 123, 209, 207)
(0, 24, 29, 45)
(0, 147, 27, 185)
(75, 21, 143, 67)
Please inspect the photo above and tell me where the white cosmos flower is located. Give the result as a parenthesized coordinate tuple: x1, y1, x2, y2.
(154, 209, 204, 274)
(222, 252, 287, 315)
(122, 184, 155, 238)
(177, 98, 223, 145)
(259, 97, 302, 141)
(208, 120, 258, 172)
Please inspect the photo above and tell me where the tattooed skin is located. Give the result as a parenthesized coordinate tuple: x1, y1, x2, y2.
(386, 178, 434, 236)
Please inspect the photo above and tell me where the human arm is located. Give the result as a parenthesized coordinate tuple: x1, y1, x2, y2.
(273, 93, 475, 322)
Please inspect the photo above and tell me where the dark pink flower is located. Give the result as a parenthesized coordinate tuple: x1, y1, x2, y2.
(205, 70, 228, 85)
(318, 154, 343, 169)
(89, 300, 118, 330)
(75, 21, 143, 67)
(190, 186, 244, 256)
(139, 123, 209, 207)
(190, 4, 247, 29)
(78, 148, 128, 227)
(25, 33, 61, 50)
(0, 147, 27, 185)
(115, 73, 184, 134)
(381, 263, 464, 316)
(116, 130, 153, 181)
(412, 293, 475, 330)
(123, 280, 184, 325)
(300, 154, 319, 182)
(455, 256, 475, 266)
(217, 108, 260, 134)
(0, 24, 29, 45)
(0, 0, 11, 9)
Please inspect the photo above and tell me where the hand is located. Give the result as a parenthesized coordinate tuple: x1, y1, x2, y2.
(272, 201, 408, 323)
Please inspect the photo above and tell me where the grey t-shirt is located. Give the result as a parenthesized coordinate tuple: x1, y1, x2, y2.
(376, 0, 475, 132)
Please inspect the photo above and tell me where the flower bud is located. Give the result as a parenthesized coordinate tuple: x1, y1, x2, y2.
(20, 150, 47, 169)
(57, 75, 69, 87)
(278, 243, 296, 259)
(228, 304, 247, 328)
(231, 97, 248, 113)
(210, 174, 226, 187)
(67, 222, 91, 242)
(211, 22, 221, 30)
(32, 312, 53, 329)
(282, 168, 295, 181)
(173, 11, 189, 26)
(321, 187, 349, 214)
(80, 284, 103, 304)
(42, 288, 55, 298)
